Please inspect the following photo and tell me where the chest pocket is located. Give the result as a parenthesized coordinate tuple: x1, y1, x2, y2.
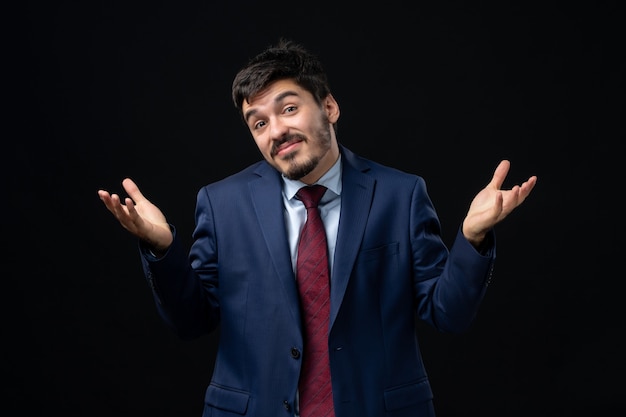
(204, 383, 250, 415)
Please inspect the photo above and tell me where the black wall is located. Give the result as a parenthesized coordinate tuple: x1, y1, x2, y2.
(7, 1, 625, 416)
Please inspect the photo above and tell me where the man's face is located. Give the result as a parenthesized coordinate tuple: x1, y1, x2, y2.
(242, 79, 340, 184)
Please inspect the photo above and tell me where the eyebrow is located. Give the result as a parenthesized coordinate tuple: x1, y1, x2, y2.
(243, 90, 300, 123)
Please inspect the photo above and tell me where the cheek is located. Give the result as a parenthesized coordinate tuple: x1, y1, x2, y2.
(252, 135, 271, 155)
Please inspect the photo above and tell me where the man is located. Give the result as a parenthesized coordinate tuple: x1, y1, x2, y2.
(98, 39, 537, 417)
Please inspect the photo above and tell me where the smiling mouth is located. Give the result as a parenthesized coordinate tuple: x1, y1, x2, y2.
(273, 137, 303, 157)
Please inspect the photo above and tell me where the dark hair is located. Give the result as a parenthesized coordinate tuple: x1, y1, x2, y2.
(231, 39, 332, 117)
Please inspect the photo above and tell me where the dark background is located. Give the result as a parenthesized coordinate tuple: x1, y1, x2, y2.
(7, 1, 624, 416)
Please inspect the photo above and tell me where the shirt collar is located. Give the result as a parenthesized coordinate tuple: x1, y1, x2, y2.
(282, 155, 342, 202)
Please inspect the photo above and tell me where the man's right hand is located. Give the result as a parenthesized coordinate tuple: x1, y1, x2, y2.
(98, 178, 173, 253)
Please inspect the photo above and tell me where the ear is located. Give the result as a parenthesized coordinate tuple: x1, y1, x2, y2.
(324, 94, 340, 123)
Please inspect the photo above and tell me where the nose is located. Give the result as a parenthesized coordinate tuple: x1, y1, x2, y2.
(269, 116, 289, 142)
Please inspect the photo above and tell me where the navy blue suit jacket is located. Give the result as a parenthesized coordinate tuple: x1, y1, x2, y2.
(141, 145, 496, 417)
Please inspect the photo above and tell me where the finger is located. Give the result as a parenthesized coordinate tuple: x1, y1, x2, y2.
(523, 175, 538, 193)
(121, 178, 147, 204)
(493, 190, 504, 218)
(506, 185, 521, 211)
(108, 193, 129, 218)
(97, 190, 110, 200)
(489, 160, 510, 190)
(99, 191, 122, 214)
(99, 189, 128, 213)
(125, 197, 139, 218)
(97, 190, 112, 209)
(516, 176, 538, 204)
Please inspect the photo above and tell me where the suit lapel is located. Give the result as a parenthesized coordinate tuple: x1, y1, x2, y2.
(248, 163, 303, 326)
(330, 146, 375, 329)
(246, 149, 375, 332)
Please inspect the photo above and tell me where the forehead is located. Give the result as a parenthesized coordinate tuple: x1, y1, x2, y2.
(242, 79, 308, 113)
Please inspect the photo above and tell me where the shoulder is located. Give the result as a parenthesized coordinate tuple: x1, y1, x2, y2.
(204, 160, 279, 189)
(340, 145, 425, 187)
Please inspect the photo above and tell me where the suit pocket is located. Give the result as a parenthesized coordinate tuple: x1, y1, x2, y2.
(204, 383, 250, 415)
(358, 242, 399, 263)
(354, 242, 400, 289)
(384, 378, 433, 411)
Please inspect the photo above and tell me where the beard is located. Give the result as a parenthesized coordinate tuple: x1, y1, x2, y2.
(275, 112, 333, 181)
(281, 150, 319, 181)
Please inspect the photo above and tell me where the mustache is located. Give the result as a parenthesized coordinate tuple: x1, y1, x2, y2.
(271, 134, 306, 157)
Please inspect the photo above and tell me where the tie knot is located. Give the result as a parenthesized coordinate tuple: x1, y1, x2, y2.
(296, 185, 327, 209)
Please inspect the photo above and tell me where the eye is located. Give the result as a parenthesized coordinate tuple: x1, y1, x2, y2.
(253, 120, 267, 130)
(284, 105, 297, 114)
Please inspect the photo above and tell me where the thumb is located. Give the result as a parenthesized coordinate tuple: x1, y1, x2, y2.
(121, 178, 147, 204)
(489, 160, 510, 190)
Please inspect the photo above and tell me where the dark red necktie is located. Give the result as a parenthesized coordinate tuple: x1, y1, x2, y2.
(296, 185, 335, 417)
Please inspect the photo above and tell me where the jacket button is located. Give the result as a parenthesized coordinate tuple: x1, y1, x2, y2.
(283, 400, 291, 411)
(290, 347, 300, 359)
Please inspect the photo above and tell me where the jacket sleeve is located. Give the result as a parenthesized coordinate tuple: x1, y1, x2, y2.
(410, 177, 496, 334)
(138, 188, 221, 340)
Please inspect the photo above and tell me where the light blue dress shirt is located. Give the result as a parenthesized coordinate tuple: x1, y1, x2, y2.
(281, 155, 342, 278)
